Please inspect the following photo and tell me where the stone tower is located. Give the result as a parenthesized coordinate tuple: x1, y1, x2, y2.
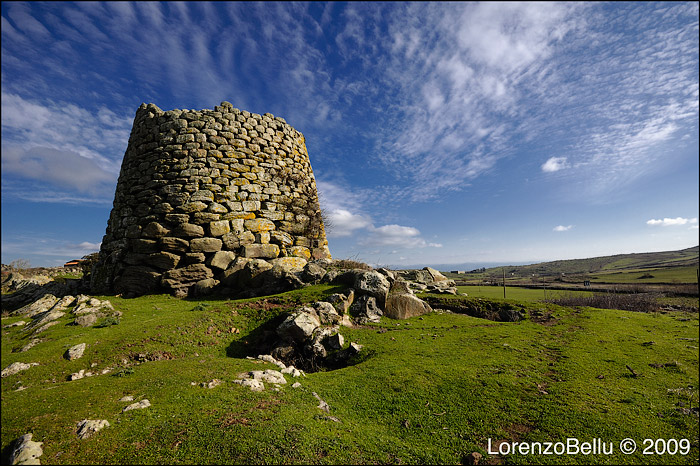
(91, 101, 330, 297)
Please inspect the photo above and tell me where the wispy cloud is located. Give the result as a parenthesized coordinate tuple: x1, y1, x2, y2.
(1, 92, 127, 201)
(646, 217, 698, 227)
(542, 157, 568, 173)
(361, 225, 442, 249)
(553, 225, 573, 232)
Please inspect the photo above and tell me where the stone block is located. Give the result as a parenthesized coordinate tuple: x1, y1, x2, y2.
(172, 223, 204, 237)
(141, 221, 170, 238)
(242, 243, 280, 259)
(209, 220, 230, 237)
(244, 218, 275, 232)
(147, 251, 181, 270)
(190, 238, 223, 252)
(208, 251, 236, 270)
(289, 246, 311, 260)
(161, 237, 189, 252)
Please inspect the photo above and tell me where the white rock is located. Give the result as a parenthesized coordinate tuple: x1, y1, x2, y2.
(9, 433, 43, 465)
(69, 369, 85, 381)
(3, 321, 26, 328)
(257, 354, 286, 369)
(292, 382, 302, 388)
(2, 362, 39, 378)
(65, 343, 86, 360)
(239, 378, 264, 391)
(20, 339, 41, 353)
(76, 419, 110, 439)
(122, 399, 151, 412)
(118, 395, 134, 402)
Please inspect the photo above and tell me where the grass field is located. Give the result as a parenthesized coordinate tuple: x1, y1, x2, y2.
(2, 285, 698, 464)
(589, 266, 698, 284)
(453, 285, 594, 302)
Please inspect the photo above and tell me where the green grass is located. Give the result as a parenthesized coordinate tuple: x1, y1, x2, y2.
(589, 266, 698, 284)
(2, 286, 698, 464)
(454, 285, 594, 302)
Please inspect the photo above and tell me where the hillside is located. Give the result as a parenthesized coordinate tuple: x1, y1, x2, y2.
(2, 286, 698, 465)
(446, 246, 699, 285)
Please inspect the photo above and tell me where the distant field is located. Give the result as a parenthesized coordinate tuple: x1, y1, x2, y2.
(443, 247, 698, 286)
(590, 266, 698, 284)
(454, 285, 594, 302)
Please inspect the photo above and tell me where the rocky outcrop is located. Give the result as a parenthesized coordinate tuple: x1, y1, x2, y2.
(2, 361, 39, 378)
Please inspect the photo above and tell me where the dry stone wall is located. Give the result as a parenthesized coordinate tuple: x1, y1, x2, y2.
(91, 101, 330, 297)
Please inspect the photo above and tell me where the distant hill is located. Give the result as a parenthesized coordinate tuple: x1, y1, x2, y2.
(444, 246, 699, 284)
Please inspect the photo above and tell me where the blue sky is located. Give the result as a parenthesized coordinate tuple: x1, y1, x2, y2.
(1, 1, 698, 269)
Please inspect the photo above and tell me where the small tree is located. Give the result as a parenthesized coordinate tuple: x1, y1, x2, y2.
(9, 259, 31, 271)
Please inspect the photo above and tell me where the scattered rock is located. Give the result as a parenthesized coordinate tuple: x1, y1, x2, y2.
(9, 433, 43, 465)
(4, 321, 26, 328)
(69, 370, 85, 381)
(64, 343, 86, 361)
(19, 339, 42, 353)
(122, 399, 151, 412)
(312, 392, 331, 413)
(248, 369, 287, 385)
(2, 362, 39, 378)
(118, 395, 134, 402)
(257, 354, 286, 369)
(201, 379, 222, 389)
(292, 382, 302, 388)
(233, 378, 265, 392)
(76, 419, 110, 439)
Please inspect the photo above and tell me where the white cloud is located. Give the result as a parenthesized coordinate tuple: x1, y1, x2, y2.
(553, 225, 573, 232)
(646, 217, 698, 227)
(542, 157, 568, 173)
(327, 209, 373, 238)
(1, 92, 129, 201)
(361, 224, 442, 249)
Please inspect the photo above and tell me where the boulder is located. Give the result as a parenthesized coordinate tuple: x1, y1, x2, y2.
(2, 362, 39, 378)
(385, 280, 432, 319)
(312, 301, 341, 325)
(353, 271, 391, 308)
(76, 420, 110, 439)
(302, 263, 327, 283)
(277, 308, 320, 343)
(350, 295, 382, 323)
(9, 433, 43, 465)
(122, 399, 151, 412)
(65, 343, 86, 360)
(75, 314, 98, 327)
